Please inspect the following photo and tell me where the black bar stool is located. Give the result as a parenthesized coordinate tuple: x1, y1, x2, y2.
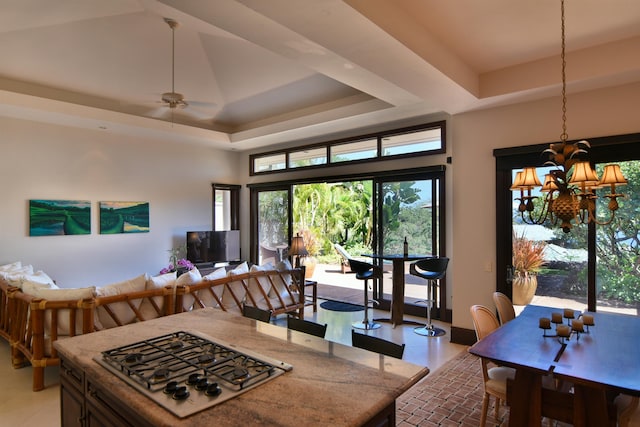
(348, 259, 382, 330)
(409, 257, 449, 336)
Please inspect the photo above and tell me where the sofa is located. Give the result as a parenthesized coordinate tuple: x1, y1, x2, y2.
(0, 260, 305, 391)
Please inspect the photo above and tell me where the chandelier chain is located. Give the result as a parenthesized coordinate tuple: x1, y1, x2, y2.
(560, 0, 568, 143)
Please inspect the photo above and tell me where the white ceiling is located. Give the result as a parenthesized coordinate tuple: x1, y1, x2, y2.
(1, 0, 639, 151)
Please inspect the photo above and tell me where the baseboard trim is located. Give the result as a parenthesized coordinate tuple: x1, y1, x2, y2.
(450, 326, 477, 346)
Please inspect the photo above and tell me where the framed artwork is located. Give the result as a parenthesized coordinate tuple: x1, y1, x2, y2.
(99, 201, 149, 234)
(29, 200, 91, 236)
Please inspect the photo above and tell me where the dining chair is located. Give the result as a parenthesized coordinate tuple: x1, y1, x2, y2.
(615, 394, 639, 427)
(287, 316, 327, 338)
(492, 291, 516, 325)
(351, 330, 405, 359)
(470, 304, 516, 427)
(409, 257, 449, 336)
(348, 259, 382, 330)
(242, 303, 272, 323)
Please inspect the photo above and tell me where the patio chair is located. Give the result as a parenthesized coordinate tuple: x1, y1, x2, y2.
(333, 243, 353, 273)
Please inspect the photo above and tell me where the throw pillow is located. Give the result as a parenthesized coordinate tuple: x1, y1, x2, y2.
(21, 283, 95, 336)
(93, 274, 148, 329)
(196, 267, 227, 309)
(139, 271, 177, 320)
(174, 268, 201, 311)
(222, 262, 249, 309)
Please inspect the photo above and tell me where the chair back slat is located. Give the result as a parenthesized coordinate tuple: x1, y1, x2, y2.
(287, 317, 327, 338)
(351, 330, 405, 359)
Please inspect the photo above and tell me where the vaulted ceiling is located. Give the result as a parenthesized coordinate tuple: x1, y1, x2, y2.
(2, 0, 639, 150)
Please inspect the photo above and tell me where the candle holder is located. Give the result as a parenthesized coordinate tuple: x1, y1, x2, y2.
(563, 308, 575, 326)
(556, 324, 571, 343)
(551, 312, 563, 326)
(571, 319, 584, 340)
(581, 314, 595, 333)
(539, 317, 552, 337)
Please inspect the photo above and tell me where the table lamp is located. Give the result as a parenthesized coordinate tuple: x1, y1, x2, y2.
(289, 233, 308, 268)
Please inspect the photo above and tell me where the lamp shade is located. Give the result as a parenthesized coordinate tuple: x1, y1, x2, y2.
(520, 167, 543, 188)
(289, 233, 308, 257)
(598, 164, 628, 186)
(540, 174, 559, 193)
(569, 161, 599, 188)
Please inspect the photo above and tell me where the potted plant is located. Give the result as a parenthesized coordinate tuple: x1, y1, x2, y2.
(298, 229, 320, 279)
(511, 234, 547, 305)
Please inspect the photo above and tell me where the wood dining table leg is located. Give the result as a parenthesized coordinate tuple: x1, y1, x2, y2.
(507, 369, 543, 426)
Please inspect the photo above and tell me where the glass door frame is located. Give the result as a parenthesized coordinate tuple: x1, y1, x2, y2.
(495, 133, 640, 312)
(374, 171, 446, 319)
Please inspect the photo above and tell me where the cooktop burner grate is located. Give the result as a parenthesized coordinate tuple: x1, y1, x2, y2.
(95, 330, 292, 418)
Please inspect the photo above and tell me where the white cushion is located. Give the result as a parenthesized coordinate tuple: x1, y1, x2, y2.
(20, 270, 56, 288)
(175, 268, 201, 310)
(246, 264, 272, 307)
(138, 271, 176, 320)
(222, 262, 248, 308)
(196, 267, 227, 309)
(21, 282, 95, 336)
(0, 261, 22, 272)
(94, 274, 147, 329)
(271, 260, 295, 303)
(0, 264, 34, 286)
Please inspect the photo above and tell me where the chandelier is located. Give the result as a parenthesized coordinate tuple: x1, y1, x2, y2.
(510, 0, 627, 233)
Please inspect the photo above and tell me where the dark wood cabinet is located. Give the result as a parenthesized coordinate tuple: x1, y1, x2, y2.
(60, 355, 153, 427)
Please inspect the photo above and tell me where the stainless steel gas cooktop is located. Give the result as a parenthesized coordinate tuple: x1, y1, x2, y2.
(94, 330, 292, 418)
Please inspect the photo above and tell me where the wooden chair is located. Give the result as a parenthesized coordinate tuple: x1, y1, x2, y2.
(492, 291, 516, 325)
(470, 304, 516, 427)
(242, 304, 272, 323)
(287, 316, 327, 338)
(351, 330, 405, 359)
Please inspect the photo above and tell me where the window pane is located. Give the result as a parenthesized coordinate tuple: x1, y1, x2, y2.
(257, 190, 289, 265)
(330, 138, 377, 163)
(511, 167, 588, 312)
(595, 160, 639, 315)
(214, 189, 231, 230)
(289, 147, 327, 168)
(254, 154, 286, 173)
(381, 128, 442, 156)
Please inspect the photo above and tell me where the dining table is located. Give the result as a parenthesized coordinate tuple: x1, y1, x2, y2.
(468, 304, 640, 427)
(364, 253, 429, 327)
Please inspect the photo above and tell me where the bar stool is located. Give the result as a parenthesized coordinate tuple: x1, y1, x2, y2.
(409, 257, 449, 336)
(348, 259, 381, 330)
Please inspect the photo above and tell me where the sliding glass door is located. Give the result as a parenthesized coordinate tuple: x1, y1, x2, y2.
(376, 174, 445, 317)
(256, 188, 289, 266)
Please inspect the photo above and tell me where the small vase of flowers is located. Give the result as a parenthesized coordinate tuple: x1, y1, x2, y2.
(160, 245, 194, 276)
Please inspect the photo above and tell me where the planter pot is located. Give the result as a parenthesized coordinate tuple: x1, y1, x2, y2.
(512, 275, 538, 305)
(301, 257, 317, 279)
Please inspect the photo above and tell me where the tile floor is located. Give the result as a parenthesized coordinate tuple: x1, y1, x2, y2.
(0, 302, 466, 427)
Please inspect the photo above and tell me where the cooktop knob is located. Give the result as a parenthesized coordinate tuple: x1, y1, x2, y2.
(163, 381, 178, 394)
(205, 382, 222, 397)
(173, 386, 190, 400)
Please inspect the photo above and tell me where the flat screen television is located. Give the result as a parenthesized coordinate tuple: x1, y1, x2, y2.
(186, 230, 241, 263)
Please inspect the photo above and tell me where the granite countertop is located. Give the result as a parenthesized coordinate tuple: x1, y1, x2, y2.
(54, 308, 429, 426)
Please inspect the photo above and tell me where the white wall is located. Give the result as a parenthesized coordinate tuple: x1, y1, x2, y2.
(0, 117, 240, 287)
(451, 81, 640, 330)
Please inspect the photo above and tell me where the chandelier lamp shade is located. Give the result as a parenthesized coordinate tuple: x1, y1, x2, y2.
(510, 0, 627, 233)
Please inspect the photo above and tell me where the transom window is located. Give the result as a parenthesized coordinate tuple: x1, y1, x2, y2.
(250, 121, 445, 175)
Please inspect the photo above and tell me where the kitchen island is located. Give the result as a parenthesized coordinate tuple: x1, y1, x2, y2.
(54, 308, 429, 426)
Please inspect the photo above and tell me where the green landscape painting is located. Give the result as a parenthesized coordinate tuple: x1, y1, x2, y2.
(99, 201, 149, 234)
(29, 200, 91, 236)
